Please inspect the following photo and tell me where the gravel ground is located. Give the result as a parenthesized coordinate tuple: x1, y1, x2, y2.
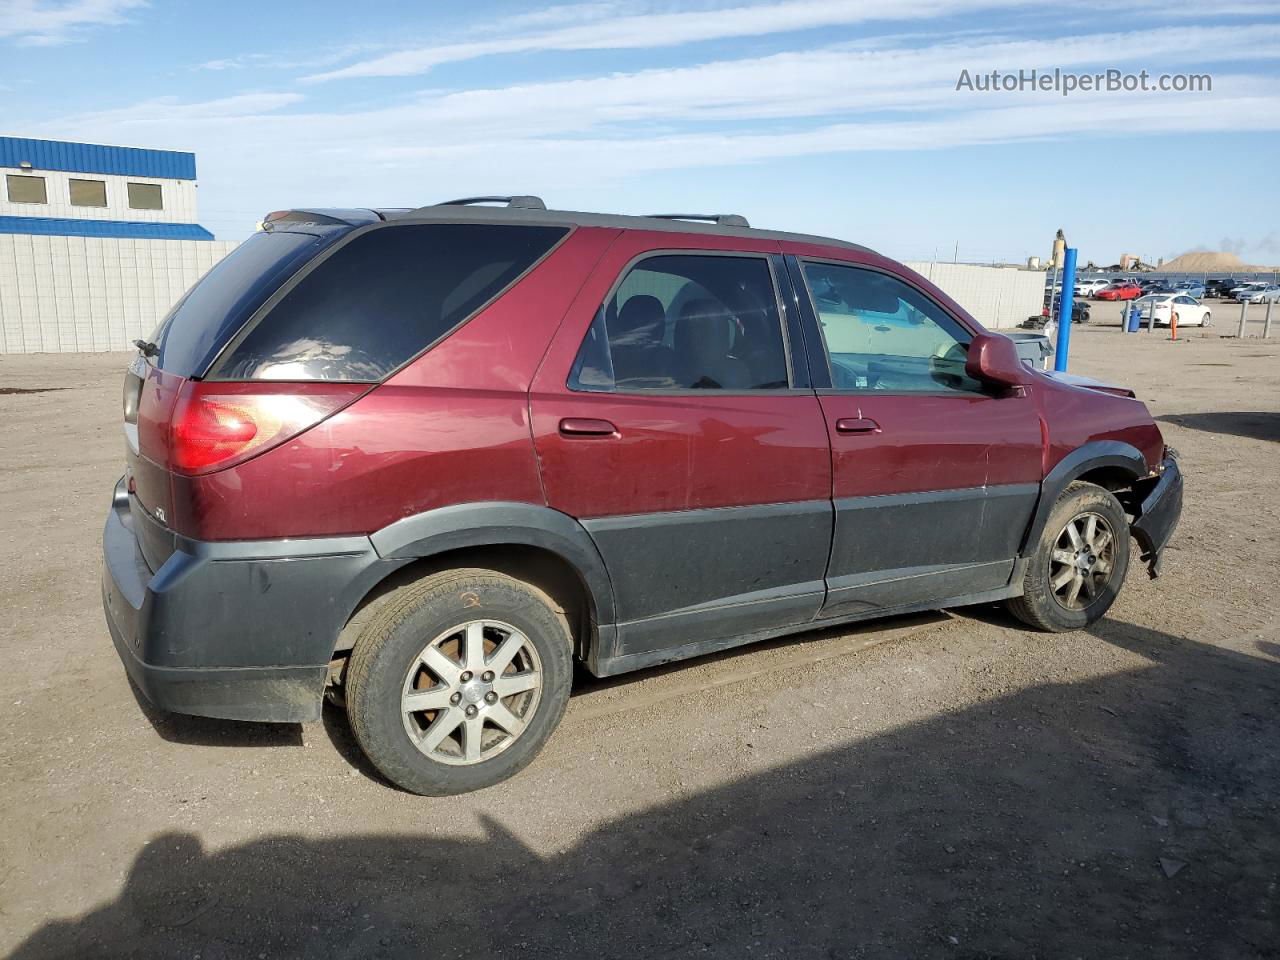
(1, 321, 1278, 959)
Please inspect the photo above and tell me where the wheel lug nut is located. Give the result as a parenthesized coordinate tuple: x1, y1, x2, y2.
(485, 691, 498, 703)
(465, 704, 478, 717)
(482, 671, 494, 682)
(450, 692, 462, 705)
(460, 671, 472, 682)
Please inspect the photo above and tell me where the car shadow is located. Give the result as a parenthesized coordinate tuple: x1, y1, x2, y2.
(14, 617, 1279, 958)
(1157, 411, 1280, 443)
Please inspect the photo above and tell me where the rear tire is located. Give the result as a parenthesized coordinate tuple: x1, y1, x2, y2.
(1007, 481, 1130, 632)
(345, 569, 573, 795)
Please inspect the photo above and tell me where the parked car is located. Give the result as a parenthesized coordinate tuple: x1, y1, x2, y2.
(1204, 278, 1237, 298)
(1075, 278, 1109, 297)
(1097, 282, 1143, 301)
(1234, 283, 1280, 303)
(1173, 281, 1206, 299)
(1229, 281, 1263, 298)
(103, 198, 1183, 795)
(1031, 299, 1091, 326)
(1133, 294, 1212, 327)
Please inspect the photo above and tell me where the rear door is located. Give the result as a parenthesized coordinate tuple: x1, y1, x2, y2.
(530, 233, 832, 661)
(784, 253, 1044, 618)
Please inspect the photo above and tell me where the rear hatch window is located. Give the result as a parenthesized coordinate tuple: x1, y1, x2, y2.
(208, 223, 568, 381)
(150, 230, 333, 377)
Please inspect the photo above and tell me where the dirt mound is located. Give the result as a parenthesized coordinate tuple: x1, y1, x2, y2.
(1159, 250, 1271, 273)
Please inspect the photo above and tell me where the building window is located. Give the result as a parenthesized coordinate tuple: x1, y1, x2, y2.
(127, 182, 163, 210)
(69, 178, 108, 207)
(6, 174, 47, 204)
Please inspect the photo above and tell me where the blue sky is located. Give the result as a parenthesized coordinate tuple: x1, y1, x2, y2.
(3, 0, 1279, 266)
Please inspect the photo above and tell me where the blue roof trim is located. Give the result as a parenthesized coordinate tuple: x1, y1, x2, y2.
(0, 137, 197, 180)
(0, 216, 215, 240)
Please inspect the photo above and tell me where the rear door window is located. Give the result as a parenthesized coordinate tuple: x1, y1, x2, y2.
(211, 223, 567, 381)
(569, 254, 790, 391)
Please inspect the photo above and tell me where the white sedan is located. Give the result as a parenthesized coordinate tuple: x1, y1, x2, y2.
(1133, 294, 1212, 327)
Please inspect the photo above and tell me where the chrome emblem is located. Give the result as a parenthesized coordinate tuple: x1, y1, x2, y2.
(154, 506, 166, 523)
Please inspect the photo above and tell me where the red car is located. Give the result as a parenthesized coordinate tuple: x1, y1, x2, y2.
(1095, 281, 1142, 301)
(104, 198, 1182, 794)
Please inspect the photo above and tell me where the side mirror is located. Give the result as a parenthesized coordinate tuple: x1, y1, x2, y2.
(965, 332, 1031, 387)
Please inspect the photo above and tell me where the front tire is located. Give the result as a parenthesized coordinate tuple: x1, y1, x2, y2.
(345, 569, 573, 795)
(1007, 481, 1130, 632)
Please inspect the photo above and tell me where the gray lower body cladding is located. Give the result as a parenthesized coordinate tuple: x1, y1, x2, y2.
(101, 479, 402, 722)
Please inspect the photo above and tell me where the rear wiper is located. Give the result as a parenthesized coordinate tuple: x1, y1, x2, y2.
(133, 339, 159, 357)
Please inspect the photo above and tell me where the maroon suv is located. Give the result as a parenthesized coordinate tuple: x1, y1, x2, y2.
(103, 197, 1182, 795)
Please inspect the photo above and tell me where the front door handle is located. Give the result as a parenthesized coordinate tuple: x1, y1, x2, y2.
(835, 417, 881, 435)
(559, 417, 618, 437)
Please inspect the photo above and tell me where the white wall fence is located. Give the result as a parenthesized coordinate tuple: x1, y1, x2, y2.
(0, 239, 1045, 355)
(0, 234, 237, 354)
(904, 261, 1044, 330)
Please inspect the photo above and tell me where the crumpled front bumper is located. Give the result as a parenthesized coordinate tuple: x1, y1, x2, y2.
(1131, 454, 1183, 578)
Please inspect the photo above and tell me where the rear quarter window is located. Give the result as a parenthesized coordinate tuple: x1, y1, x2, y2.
(210, 223, 568, 381)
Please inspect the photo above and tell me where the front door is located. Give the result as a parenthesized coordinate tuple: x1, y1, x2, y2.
(530, 237, 833, 661)
(786, 255, 1044, 618)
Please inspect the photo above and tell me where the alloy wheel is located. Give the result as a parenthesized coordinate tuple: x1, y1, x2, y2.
(400, 620, 542, 765)
(1048, 512, 1116, 611)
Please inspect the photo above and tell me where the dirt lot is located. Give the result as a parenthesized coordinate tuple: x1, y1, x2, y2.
(1, 321, 1278, 959)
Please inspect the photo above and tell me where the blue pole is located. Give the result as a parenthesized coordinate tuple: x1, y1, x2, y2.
(1054, 246, 1077, 371)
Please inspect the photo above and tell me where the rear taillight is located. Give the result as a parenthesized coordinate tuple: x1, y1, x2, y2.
(169, 382, 365, 475)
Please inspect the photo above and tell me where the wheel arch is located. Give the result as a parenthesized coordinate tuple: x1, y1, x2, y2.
(335, 502, 617, 665)
(1019, 441, 1149, 554)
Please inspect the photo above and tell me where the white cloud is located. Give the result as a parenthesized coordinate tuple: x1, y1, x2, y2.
(0, 0, 146, 45)
(302, 0, 1038, 82)
(194, 43, 390, 73)
(301, 0, 1280, 82)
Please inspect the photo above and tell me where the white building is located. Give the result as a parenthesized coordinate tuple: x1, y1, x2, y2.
(0, 136, 238, 354)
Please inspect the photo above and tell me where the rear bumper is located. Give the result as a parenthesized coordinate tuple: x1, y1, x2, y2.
(1131, 455, 1183, 578)
(101, 477, 399, 722)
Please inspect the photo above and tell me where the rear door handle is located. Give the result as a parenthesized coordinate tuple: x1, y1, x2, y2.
(835, 417, 881, 435)
(559, 417, 618, 437)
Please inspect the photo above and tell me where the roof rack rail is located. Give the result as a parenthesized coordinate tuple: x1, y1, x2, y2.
(646, 213, 750, 228)
(436, 195, 547, 210)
